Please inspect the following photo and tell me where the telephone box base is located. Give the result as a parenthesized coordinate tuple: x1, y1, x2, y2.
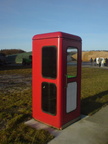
(34, 116, 81, 130)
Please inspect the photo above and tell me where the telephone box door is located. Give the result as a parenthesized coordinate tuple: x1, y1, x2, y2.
(62, 39, 81, 124)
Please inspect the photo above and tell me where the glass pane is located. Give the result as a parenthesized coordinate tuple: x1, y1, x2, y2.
(67, 47, 78, 78)
(42, 82, 57, 115)
(66, 82, 77, 113)
(42, 46, 57, 78)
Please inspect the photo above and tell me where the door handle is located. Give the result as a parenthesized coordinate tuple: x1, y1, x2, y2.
(65, 75, 68, 88)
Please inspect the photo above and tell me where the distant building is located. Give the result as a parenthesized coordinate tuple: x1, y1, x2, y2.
(0, 53, 6, 65)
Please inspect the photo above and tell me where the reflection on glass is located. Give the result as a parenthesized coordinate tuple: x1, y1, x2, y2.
(67, 47, 78, 78)
(42, 82, 57, 115)
(42, 46, 57, 79)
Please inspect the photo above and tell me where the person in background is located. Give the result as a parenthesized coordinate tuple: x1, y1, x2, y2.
(98, 58, 101, 67)
(106, 58, 108, 66)
(94, 58, 96, 66)
(90, 58, 93, 66)
(101, 58, 105, 67)
(105, 58, 107, 66)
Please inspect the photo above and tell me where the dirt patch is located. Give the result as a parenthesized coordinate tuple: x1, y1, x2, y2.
(0, 74, 31, 89)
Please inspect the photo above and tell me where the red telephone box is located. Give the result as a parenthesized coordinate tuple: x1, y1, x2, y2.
(32, 32, 82, 129)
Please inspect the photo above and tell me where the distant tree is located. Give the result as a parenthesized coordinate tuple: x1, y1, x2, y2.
(0, 49, 26, 55)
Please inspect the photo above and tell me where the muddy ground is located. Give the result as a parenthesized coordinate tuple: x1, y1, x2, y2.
(0, 74, 31, 88)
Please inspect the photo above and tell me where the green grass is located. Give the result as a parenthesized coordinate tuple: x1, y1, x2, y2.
(81, 67, 108, 115)
(0, 67, 54, 144)
(0, 67, 108, 143)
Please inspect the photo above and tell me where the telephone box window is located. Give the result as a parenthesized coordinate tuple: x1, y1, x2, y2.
(42, 82, 57, 115)
(42, 46, 57, 78)
(67, 47, 78, 78)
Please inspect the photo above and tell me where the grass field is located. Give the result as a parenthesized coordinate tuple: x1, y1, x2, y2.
(81, 67, 108, 115)
(0, 67, 54, 144)
(0, 66, 108, 143)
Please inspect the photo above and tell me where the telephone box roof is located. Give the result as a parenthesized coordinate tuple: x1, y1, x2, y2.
(32, 31, 82, 41)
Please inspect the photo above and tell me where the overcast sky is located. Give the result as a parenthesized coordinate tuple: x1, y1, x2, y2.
(0, 0, 108, 51)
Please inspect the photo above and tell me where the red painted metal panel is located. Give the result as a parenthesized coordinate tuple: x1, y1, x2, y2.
(32, 37, 62, 128)
(32, 31, 81, 41)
